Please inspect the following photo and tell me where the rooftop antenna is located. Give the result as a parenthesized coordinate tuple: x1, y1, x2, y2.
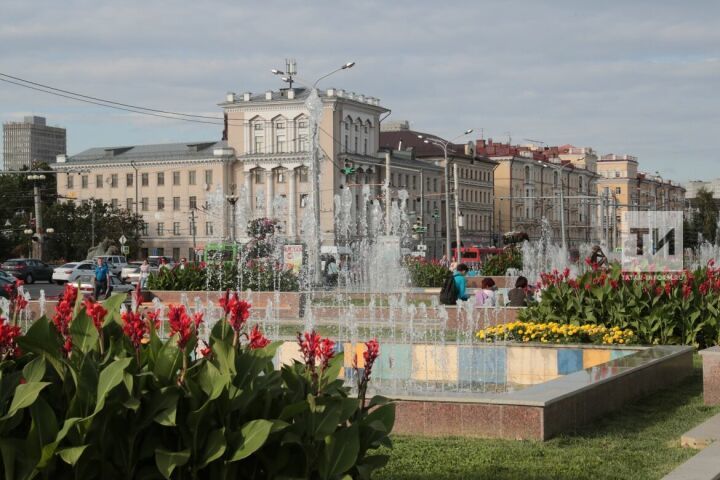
(504, 131, 512, 145)
(523, 138, 546, 146)
(285, 58, 296, 89)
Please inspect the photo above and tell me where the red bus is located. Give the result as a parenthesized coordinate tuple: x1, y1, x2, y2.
(451, 246, 504, 266)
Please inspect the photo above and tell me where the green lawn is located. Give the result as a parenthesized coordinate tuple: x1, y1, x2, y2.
(377, 356, 719, 480)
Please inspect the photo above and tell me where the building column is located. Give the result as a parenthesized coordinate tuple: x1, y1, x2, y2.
(287, 167, 297, 238)
(265, 167, 274, 218)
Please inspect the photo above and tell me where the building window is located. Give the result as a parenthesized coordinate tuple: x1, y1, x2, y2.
(205, 169, 212, 186)
(205, 222, 213, 236)
(141, 197, 148, 211)
(141, 173, 149, 186)
(189, 196, 197, 210)
(354, 137, 358, 153)
(109, 174, 117, 188)
(126, 173, 133, 187)
(300, 193, 309, 208)
(111, 198, 118, 208)
(253, 122, 265, 153)
(157, 197, 164, 211)
(141, 223, 149, 236)
(126, 198, 133, 210)
(298, 120, 309, 152)
(364, 138, 368, 155)
(173, 197, 180, 211)
(275, 122, 286, 153)
(173, 222, 180, 235)
(298, 167, 309, 183)
(96, 174, 103, 188)
(157, 172, 164, 186)
(277, 169, 286, 183)
(344, 135, 348, 152)
(172, 247, 180, 259)
(253, 169, 264, 184)
(157, 222, 164, 236)
(173, 171, 180, 186)
(616, 187, 622, 194)
(81, 175, 88, 189)
(67, 175, 74, 189)
(433, 178, 438, 192)
(189, 222, 196, 236)
(188, 170, 196, 185)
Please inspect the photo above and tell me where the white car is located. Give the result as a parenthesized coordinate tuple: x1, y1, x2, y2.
(52, 261, 96, 285)
(120, 262, 143, 282)
(92, 255, 129, 276)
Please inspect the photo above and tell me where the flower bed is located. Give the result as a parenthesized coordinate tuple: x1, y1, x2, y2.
(0, 285, 393, 479)
(521, 262, 720, 347)
(477, 321, 635, 345)
(405, 257, 451, 288)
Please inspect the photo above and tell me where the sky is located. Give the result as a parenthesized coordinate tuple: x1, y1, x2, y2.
(1, 0, 718, 183)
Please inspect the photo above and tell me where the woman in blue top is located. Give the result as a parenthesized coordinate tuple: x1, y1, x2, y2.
(453, 263, 470, 301)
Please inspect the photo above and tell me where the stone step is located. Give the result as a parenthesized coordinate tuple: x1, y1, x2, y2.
(682, 413, 720, 449)
(662, 441, 720, 480)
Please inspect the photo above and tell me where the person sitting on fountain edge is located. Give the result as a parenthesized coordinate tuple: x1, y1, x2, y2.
(453, 263, 470, 302)
(507, 276, 533, 307)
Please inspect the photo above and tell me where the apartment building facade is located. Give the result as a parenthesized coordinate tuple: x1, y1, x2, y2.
(380, 123, 498, 251)
(53, 141, 235, 259)
(3, 116, 66, 170)
(476, 140, 600, 247)
(596, 154, 685, 248)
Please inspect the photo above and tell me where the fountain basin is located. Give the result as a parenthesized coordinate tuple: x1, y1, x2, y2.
(275, 342, 692, 440)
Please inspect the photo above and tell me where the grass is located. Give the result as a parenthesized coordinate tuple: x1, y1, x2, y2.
(376, 355, 720, 480)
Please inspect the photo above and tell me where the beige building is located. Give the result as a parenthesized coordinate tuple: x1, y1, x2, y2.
(477, 140, 599, 247)
(596, 154, 685, 248)
(53, 141, 235, 259)
(53, 85, 453, 259)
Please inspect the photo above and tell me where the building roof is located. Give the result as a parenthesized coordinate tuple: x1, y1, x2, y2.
(52, 140, 231, 166)
(379, 129, 496, 165)
(219, 87, 388, 112)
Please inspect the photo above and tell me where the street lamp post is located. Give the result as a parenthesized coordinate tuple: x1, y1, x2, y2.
(27, 174, 46, 259)
(273, 61, 355, 286)
(225, 186, 239, 243)
(418, 129, 473, 260)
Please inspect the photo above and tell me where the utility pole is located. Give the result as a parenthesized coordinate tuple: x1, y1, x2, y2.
(385, 152, 391, 235)
(225, 186, 239, 243)
(30, 176, 44, 260)
(420, 169, 425, 246)
(453, 163, 462, 264)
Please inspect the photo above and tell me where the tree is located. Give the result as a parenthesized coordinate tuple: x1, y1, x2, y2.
(42, 199, 144, 261)
(0, 164, 56, 260)
(691, 187, 718, 245)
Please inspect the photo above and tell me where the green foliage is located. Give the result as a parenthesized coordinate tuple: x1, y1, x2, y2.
(686, 187, 718, 248)
(521, 263, 720, 347)
(405, 258, 450, 288)
(482, 249, 522, 276)
(0, 295, 394, 479)
(147, 260, 299, 291)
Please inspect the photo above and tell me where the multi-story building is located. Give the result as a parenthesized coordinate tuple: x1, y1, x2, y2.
(379, 122, 497, 253)
(3, 116, 66, 170)
(53, 141, 235, 259)
(684, 179, 720, 209)
(476, 140, 599, 247)
(53, 83, 436, 259)
(596, 154, 685, 248)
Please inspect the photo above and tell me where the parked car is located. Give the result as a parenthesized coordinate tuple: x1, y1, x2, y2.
(92, 255, 129, 276)
(125, 264, 161, 285)
(120, 262, 143, 282)
(74, 274, 135, 297)
(0, 270, 16, 283)
(52, 261, 96, 284)
(0, 276, 15, 298)
(1, 259, 53, 284)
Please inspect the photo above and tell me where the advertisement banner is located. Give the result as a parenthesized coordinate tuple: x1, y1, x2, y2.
(283, 244, 304, 273)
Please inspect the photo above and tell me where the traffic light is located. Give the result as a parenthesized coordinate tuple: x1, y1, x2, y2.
(341, 162, 356, 175)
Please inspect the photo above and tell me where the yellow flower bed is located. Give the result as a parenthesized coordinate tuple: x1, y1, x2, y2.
(476, 321, 635, 345)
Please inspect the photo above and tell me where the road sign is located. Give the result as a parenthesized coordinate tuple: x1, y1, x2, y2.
(121, 245, 130, 254)
(118, 235, 127, 245)
(417, 244, 427, 251)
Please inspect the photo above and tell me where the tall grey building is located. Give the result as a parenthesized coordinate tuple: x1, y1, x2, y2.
(3, 116, 66, 170)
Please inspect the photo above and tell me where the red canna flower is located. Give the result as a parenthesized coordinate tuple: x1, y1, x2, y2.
(83, 298, 108, 332)
(298, 330, 321, 368)
(562, 267, 570, 279)
(363, 338, 380, 377)
(316, 338, 335, 368)
(19, 377, 26, 385)
(122, 310, 148, 350)
(200, 340, 212, 358)
(168, 305, 194, 349)
(0, 319, 22, 359)
(62, 337, 73, 355)
(146, 309, 161, 331)
(682, 284, 693, 300)
(248, 324, 271, 350)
